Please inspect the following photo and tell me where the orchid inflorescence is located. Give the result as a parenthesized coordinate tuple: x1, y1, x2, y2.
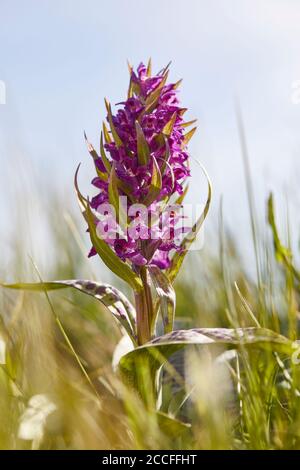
(85, 61, 196, 270)
(77, 59, 208, 344)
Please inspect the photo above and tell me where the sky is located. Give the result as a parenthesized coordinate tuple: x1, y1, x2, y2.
(1, 0, 300, 271)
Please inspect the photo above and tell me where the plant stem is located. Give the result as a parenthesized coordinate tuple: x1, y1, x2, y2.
(134, 267, 153, 345)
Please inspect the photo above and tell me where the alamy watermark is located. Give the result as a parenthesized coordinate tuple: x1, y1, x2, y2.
(93, 199, 205, 251)
(0, 80, 6, 105)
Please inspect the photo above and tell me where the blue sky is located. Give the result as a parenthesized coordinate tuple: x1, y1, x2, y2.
(1, 0, 300, 271)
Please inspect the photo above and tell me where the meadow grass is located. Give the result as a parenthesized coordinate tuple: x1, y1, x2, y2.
(1, 158, 300, 450)
(0, 189, 300, 449)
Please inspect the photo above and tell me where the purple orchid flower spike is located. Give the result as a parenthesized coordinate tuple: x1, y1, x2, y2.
(78, 59, 208, 345)
(87, 61, 195, 272)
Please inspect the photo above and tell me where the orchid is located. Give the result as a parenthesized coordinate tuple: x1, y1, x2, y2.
(75, 60, 208, 345)
(1, 61, 294, 429)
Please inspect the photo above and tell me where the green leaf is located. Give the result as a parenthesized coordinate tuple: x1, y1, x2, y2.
(98, 141, 134, 201)
(267, 193, 300, 282)
(173, 78, 182, 90)
(143, 71, 169, 115)
(167, 163, 212, 283)
(154, 132, 165, 149)
(156, 411, 190, 436)
(158, 137, 171, 178)
(135, 121, 150, 165)
(104, 99, 123, 148)
(181, 119, 197, 129)
(1, 280, 137, 343)
(116, 179, 136, 204)
(74, 166, 143, 292)
(95, 171, 108, 183)
(119, 327, 293, 386)
(127, 60, 133, 74)
(127, 77, 133, 99)
(102, 121, 112, 144)
(142, 156, 162, 207)
(162, 112, 177, 137)
(179, 108, 188, 117)
(159, 61, 172, 76)
(108, 163, 128, 233)
(107, 163, 120, 212)
(74, 163, 89, 211)
(132, 81, 141, 97)
(182, 127, 197, 147)
(146, 58, 152, 77)
(100, 132, 112, 173)
(149, 327, 292, 350)
(149, 266, 176, 334)
(127, 61, 133, 99)
(84, 131, 98, 160)
(175, 184, 189, 205)
(268, 194, 292, 263)
(84, 132, 108, 181)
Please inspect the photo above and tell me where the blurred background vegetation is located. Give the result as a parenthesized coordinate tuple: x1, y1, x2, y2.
(1, 164, 300, 449)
